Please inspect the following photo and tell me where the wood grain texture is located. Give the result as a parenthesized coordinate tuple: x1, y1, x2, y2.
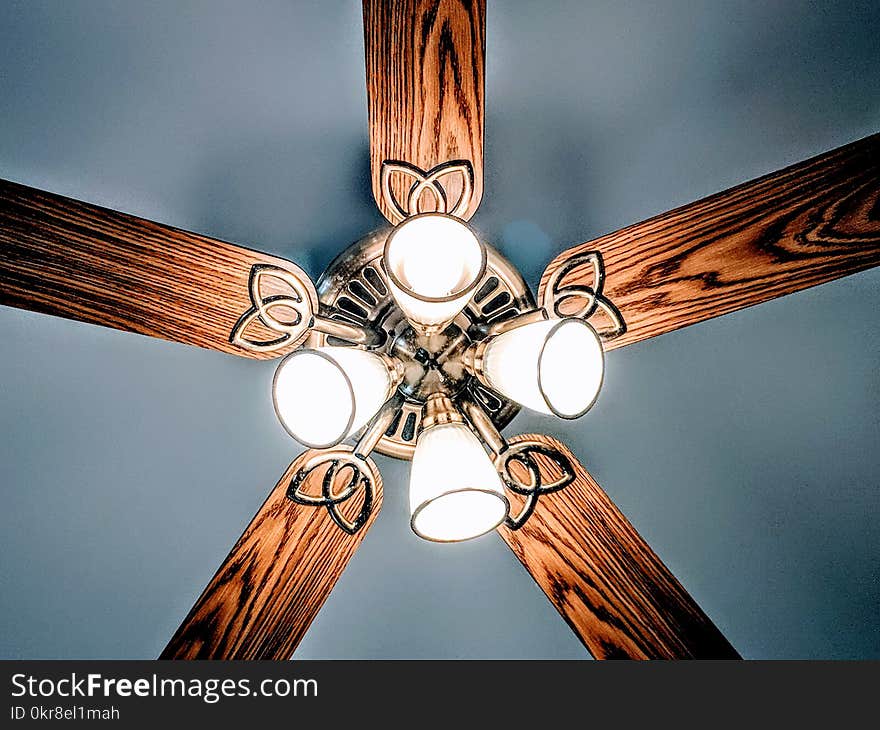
(498, 434, 739, 659)
(0, 178, 309, 359)
(539, 134, 880, 350)
(161, 459, 381, 660)
(364, 0, 485, 221)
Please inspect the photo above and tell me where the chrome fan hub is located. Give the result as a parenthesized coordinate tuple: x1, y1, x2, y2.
(311, 227, 536, 460)
(390, 321, 470, 401)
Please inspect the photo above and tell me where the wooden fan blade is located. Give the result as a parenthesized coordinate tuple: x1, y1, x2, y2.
(498, 434, 740, 659)
(539, 134, 880, 350)
(162, 453, 382, 660)
(0, 178, 316, 359)
(363, 0, 485, 222)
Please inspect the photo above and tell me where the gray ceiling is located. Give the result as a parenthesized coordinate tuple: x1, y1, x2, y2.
(1, 0, 878, 659)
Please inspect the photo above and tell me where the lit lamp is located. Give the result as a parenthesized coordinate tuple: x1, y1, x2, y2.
(465, 317, 604, 419)
(383, 213, 486, 335)
(409, 394, 509, 542)
(273, 346, 403, 448)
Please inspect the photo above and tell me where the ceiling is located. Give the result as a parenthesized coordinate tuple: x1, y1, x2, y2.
(0, 0, 877, 659)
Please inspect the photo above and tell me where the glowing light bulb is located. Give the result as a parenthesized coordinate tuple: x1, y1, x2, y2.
(273, 347, 397, 448)
(409, 395, 509, 542)
(481, 318, 604, 419)
(384, 213, 486, 333)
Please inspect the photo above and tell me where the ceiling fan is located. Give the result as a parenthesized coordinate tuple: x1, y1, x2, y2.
(1, 1, 878, 660)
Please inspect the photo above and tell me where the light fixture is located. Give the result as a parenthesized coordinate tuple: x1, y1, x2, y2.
(261, 207, 624, 543)
(273, 346, 403, 448)
(464, 315, 605, 419)
(409, 394, 509, 542)
(383, 213, 486, 334)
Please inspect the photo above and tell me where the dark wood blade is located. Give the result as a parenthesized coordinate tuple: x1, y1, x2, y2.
(539, 134, 880, 350)
(363, 0, 485, 222)
(0, 178, 314, 359)
(498, 434, 740, 659)
(162, 455, 382, 660)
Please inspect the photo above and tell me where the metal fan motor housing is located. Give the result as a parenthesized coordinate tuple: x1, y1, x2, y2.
(310, 227, 536, 460)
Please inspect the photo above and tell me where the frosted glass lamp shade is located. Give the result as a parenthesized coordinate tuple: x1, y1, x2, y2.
(273, 346, 396, 448)
(481, 318, 604, 419)
(384, 213, 486, 333)
(409, 423, 509, 542)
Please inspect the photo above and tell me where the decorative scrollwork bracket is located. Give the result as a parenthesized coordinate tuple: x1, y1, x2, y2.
(286, 446, 380, 535)
(284, 394, 403, 535)
(229, 263, 318, 353)
(380, 160, 475, 223)
(230, 263, 384, 354)
(461, 399, 577, 531)
(494, 438, 576, 530)
(542, 251, 627, 342)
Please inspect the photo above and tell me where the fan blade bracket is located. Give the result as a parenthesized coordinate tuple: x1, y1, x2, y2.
(228, 262, 387, 353)
(228, 262, 319, 354)
(539, 250, 628, 343)
(286, 445, 381, 536)
(268, 391, 405, 549)
(379, 159, 476, 224)
(286, 393, 404, 535)
(459, 397, 578, 531)
(493, 438, 577, 530)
